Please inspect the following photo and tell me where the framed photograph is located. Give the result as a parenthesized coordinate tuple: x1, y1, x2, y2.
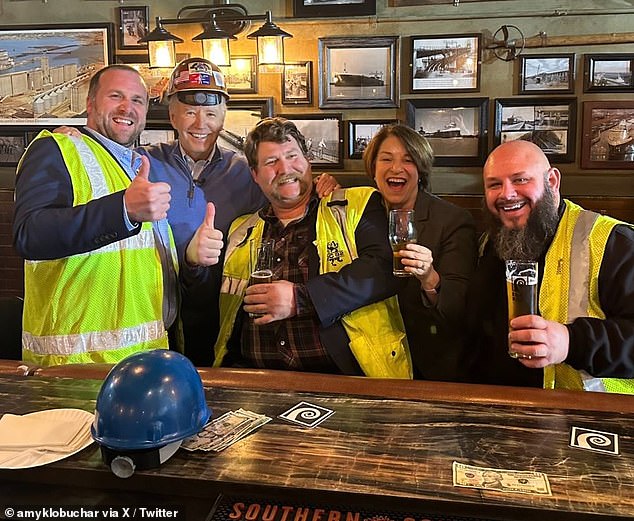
(318, 36, 398, 109)
(518, 53, 575, 94)
(0, 132, 27, 166)
(117, 6, 149, 50)
(278, 113, 344, 169)
(581, 101, 634, 169)
(584, 54, 634, 93)
(494, 97, 577, 163)
(221, 55, 258, 94)
(282, 61, 312, 105)
(137, 123, 175, 147)
(219, 98, 274, 153)
(117, 53, 189, 122)
(0, 23, 114, 126)
(348, 119, 398, 159)
(405, 98, 489, 166)
(409, 33, 481, 93)
(293, 0, 376, 18)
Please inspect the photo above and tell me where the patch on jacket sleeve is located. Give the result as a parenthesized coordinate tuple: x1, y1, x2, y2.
(326, 240, 344, 266)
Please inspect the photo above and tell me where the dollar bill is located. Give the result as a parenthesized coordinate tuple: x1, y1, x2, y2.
(452, 461, 552, 496)
(182, 409, 271, 452)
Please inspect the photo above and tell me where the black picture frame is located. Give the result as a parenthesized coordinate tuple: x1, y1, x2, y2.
(282, 61, 313, 105)
(581, 100, 634, 170)
(318, 36, 399, 109)
(117, 6, 149, 50)
(278, 113, 344, 169)
(494, 97, 577, 163)
(293, 0, 376, 18)
(117, 53, 190, 122)
(405, 98, 489, 167)
(348, 119, 399, 159)
(0, 23, 114, 126)
(221, 55, 258, 94)
(409, 33, 481, 93)
(583, 53, 634, 93)
(219, 98, 274, 153)
(518, 53, 575, 95)
(0, 131, 27, 167)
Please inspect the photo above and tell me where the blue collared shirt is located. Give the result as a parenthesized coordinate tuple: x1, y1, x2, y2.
(84, 127, 178, 329)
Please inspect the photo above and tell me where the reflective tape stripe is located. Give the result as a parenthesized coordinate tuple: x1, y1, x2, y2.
(23, 228, 156, 266)
(567, 210, 599, 322)
(23, 320, 164, 355)
(69, 136, 110, 199)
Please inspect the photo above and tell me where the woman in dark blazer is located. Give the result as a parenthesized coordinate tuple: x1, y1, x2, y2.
(363, 124, 477, 381)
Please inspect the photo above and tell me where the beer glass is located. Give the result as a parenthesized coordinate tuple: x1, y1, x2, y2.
(249, 239, 275, 317)
(505, 260, 538, 358)
(389, 209, 417, 277)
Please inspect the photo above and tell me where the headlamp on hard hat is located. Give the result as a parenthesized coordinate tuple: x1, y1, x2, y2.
(177, 91, 223, 106)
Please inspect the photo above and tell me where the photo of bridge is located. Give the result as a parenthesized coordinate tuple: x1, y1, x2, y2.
(411, 35, 479, 91)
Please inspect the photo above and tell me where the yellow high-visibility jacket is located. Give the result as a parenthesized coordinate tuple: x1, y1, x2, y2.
(21, 131, 173, 366)
(214, 188, 412, 378)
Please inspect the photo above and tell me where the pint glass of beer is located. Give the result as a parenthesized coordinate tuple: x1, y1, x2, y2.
(389, 209, 417, 277)
(505, 260, 538, 358)
(249, 239, 275, 317)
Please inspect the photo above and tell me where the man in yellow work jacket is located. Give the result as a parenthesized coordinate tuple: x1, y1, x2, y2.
(13, 65, 223, 366)
(467, 140, 634, 393)
(214, 118, 412, 378)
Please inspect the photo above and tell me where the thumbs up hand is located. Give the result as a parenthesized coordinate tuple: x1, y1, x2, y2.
(186, 202, 224, 267)
(124, 155, 171, 222)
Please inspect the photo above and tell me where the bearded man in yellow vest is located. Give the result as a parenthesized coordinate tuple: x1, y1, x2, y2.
(214, 118, 412, 378)
(13, 65, 223, 366)
(467, 140, 634, 393)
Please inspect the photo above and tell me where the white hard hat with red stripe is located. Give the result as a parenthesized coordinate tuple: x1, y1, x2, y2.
(165, 57, 229, 105)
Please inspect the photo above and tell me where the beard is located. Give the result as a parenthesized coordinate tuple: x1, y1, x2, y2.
(486, 185, 560, 261)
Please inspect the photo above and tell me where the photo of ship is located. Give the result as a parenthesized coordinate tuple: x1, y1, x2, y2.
(500, 104, 571, 157)
(591, 59, 633, 88)
(331, 72, 384, 87)
(0, 50, 14, 71)
(327, 45, 391, 101)
(502, 114, 529, 131)
(416, 107, 479, 157)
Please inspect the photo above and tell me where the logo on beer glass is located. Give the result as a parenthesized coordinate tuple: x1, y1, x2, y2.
(505, 260, 538, 319)
(505, 260, 539, 358)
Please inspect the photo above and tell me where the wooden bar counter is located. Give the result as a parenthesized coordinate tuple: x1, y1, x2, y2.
(0, 363, 633, 520)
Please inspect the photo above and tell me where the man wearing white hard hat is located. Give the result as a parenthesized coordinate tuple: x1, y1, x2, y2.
(140, 58, 338, 366)
(139, 58, 266, 366)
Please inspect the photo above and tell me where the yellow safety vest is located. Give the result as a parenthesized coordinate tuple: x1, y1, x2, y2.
(541, 199, 634, 394)
(214, 188, 412, 378)
(20, 130, 173, 366)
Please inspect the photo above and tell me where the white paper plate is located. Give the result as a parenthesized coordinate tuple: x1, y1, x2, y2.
(0, 408, 94, 469)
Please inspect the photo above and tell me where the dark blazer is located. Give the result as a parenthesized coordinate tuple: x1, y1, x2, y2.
(399, 191, 477, 381)
(307, 191, 400, 374)
(13, 132, 137, 260)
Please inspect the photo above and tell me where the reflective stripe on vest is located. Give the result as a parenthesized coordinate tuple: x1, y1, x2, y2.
(214, 188, 412, 378)
(541, 199, 633, 393)
(21, 131, 168, 366)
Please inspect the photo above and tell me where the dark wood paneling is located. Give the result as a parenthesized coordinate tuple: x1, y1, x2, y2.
(1, 189, 632, 298)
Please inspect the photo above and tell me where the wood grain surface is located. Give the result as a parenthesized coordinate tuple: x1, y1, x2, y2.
(0, 371, 632, 520)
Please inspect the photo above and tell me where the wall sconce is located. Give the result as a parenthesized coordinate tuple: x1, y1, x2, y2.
(138, 4, 292, 69)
